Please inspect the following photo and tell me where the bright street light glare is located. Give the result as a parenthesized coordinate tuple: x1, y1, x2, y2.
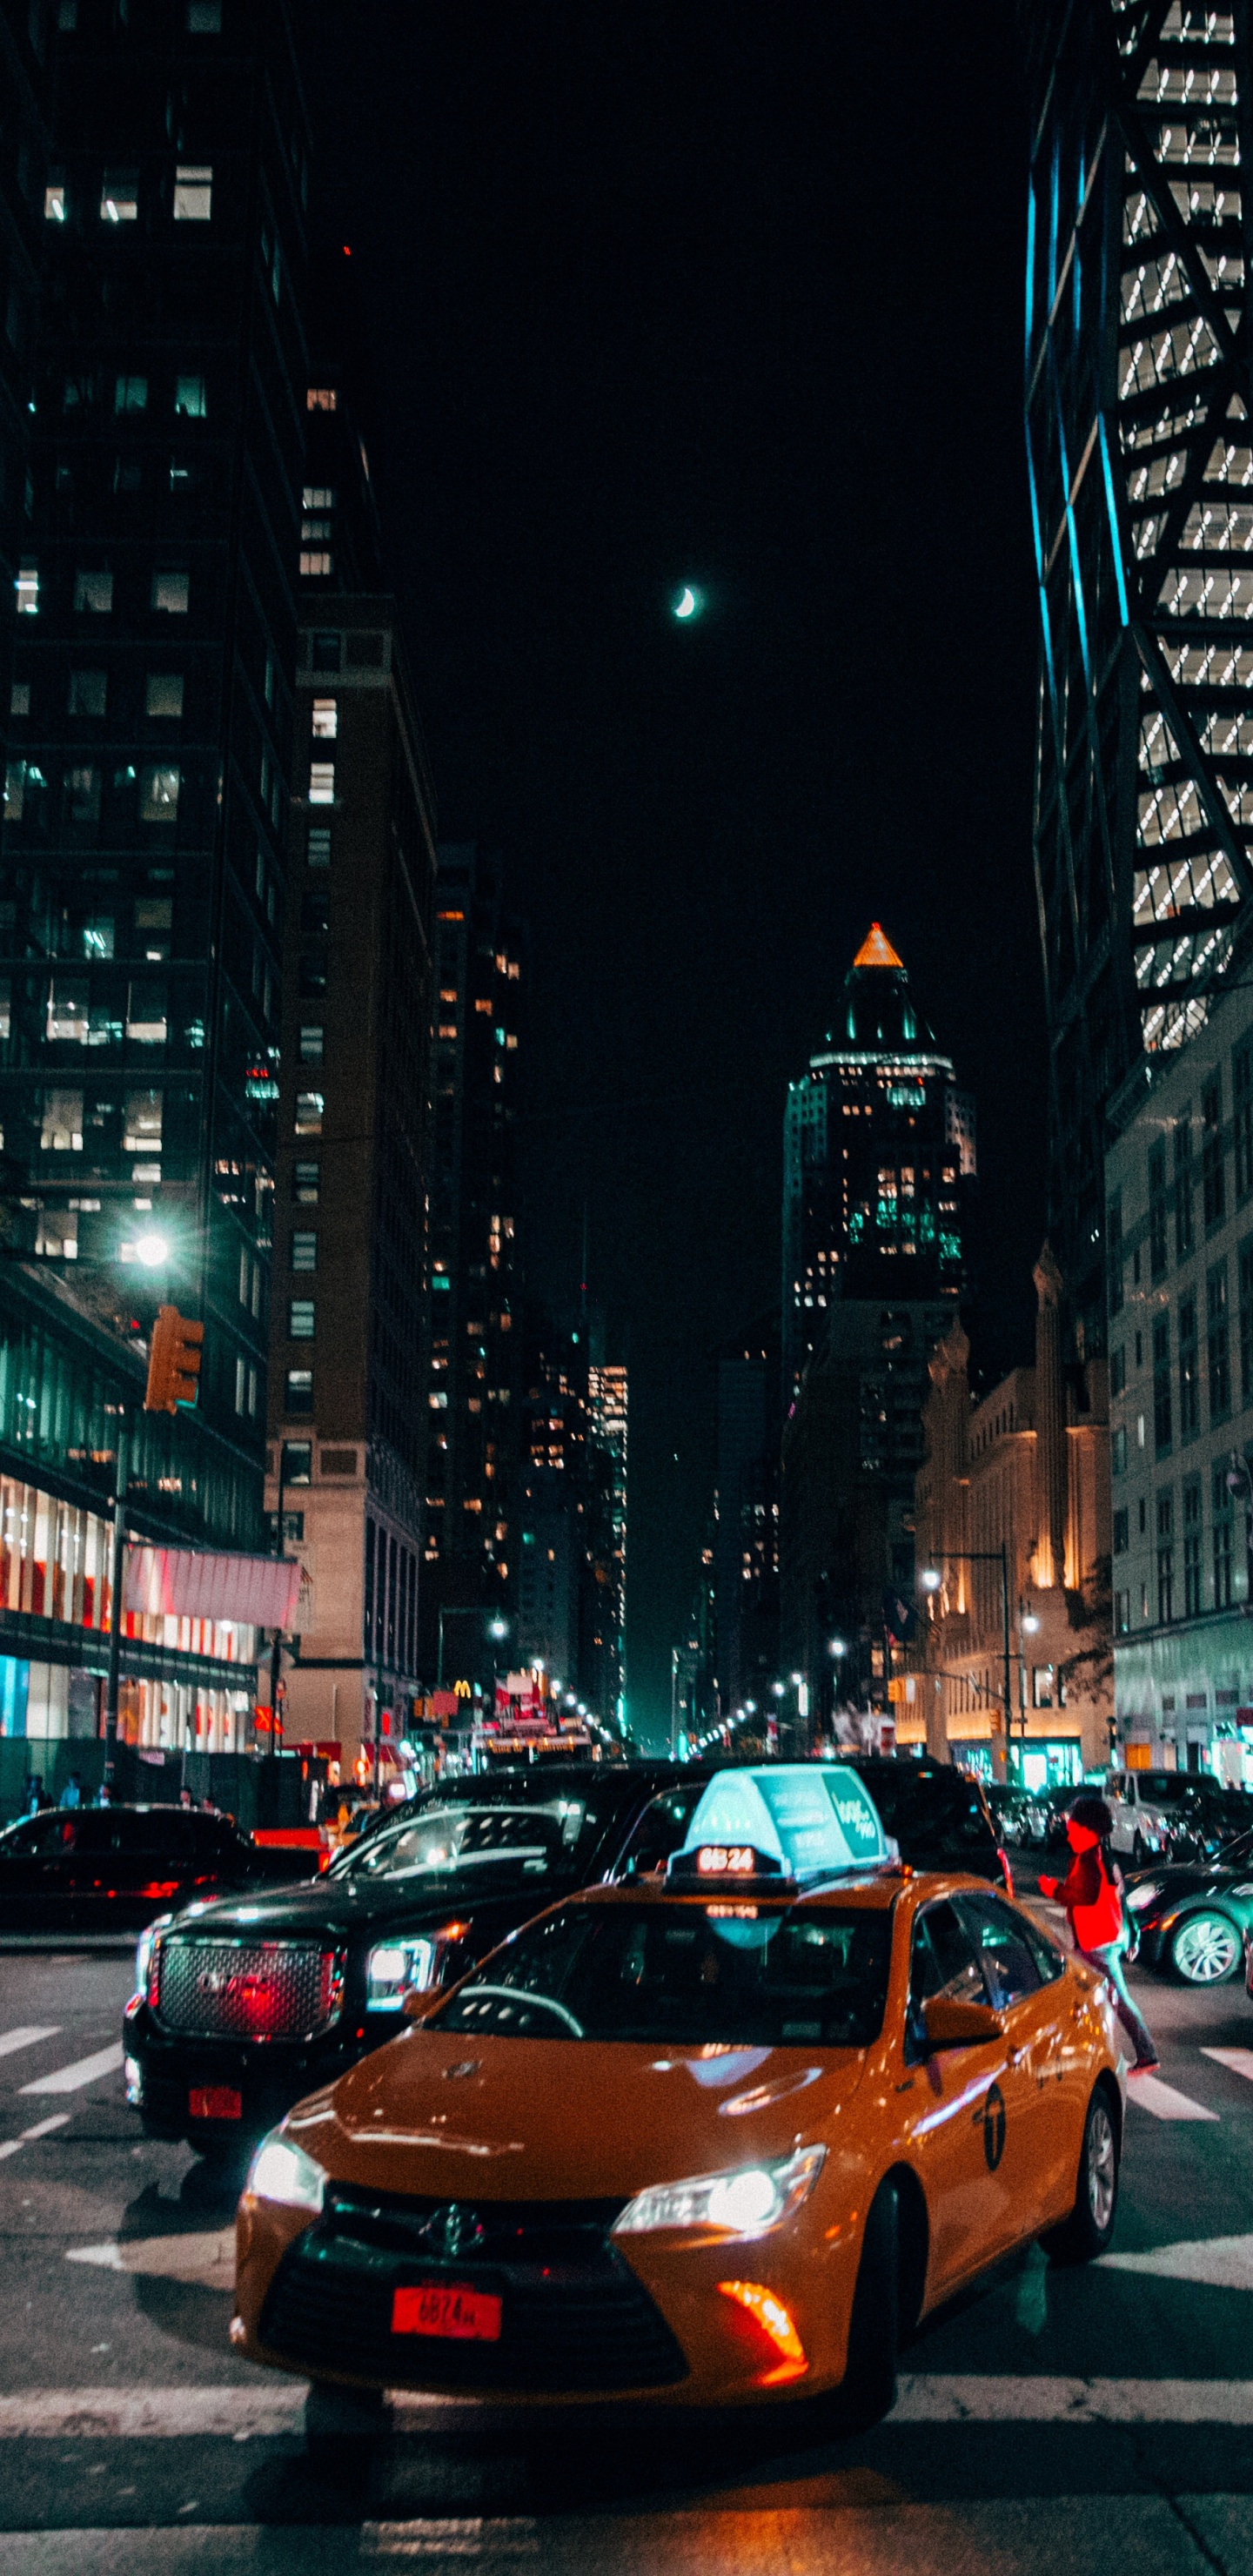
(921, 1568, 942, 1593)
(488, 1618, 507, 1640)
(134, 1232, 169, 1269)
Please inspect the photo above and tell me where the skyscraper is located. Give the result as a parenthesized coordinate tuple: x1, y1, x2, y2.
(0, 0, 310, 1760)
(420, 843, 523, 1674)
(1023, 1, 1253, 1338)
(781, 923, 973, 1403)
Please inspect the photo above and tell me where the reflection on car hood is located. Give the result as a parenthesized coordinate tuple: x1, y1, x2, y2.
(1126, 1863, 1253, 1903)
(161, 1860, 580, 1942)
(285, 2029, 870, 2202)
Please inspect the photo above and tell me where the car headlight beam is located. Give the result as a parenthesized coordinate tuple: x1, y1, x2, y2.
(613, 2143, 826, 2239)
(247, 2130, 327, 2213)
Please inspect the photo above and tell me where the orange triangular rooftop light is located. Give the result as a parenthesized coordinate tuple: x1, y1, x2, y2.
(852, 922, 903, 970)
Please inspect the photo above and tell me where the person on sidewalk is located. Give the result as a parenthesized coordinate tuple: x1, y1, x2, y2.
(1039, 1791, 1159, 2073)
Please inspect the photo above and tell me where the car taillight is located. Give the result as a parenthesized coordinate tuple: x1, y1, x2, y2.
(997, 1847, 1014, 1897)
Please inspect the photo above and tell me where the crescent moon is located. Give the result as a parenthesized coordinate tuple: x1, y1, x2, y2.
(674, 587, 697, 618)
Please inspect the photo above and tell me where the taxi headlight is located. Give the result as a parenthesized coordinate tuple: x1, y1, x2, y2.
(1125, 1882, 1164, 1912)
(247, 2129, 326, 2214)
(613, 2143, 826, 2239)
(366, 1937, 437, 2010)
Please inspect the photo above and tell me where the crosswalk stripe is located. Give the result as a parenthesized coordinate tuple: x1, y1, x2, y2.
(18, 2041, 123, 2096)
(0, 2025, 59, 2062)
(1125, 2072, 1218, 2121)
(0, 2115, 71, 2163)
(0, 2375, 1251, 2439)
(1202, 2047, 1253, 2084)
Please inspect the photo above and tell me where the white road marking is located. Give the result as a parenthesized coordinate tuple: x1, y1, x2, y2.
(1099, 2233, 1253, 2291)
(1203, 2047, 1253, 2084)
(65, 2230, 236, 2285)
(1124, 2072, 1218, 2121)
(892, 2375, 1253, 2421)
(19, 2042, 124, 2096)
(363, 2524, 538, 2560)
(0, 2026, 60, 2062)
(2, 2377, 1253, 2440)
(0, 2115, 70, 2163)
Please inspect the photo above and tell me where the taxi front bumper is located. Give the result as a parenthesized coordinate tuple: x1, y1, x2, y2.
(231, 2181, 861, 2410)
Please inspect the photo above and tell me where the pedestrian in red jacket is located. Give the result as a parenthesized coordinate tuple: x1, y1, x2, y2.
(1039, 1792, 1159, 2073)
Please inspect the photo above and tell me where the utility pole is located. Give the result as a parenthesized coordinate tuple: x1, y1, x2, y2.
(103, 1409, 129, 1798)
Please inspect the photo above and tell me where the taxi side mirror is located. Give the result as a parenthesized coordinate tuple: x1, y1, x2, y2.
(922, 1996, 1005, 2049)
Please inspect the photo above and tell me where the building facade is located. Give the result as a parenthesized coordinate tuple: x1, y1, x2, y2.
(714, 1320, 779, 1721)
(265, 590, 435, 1778)
(419, 843, 523, 1675)
(1023, 0, 1253, 1346)
(915, 1254, 1112, 1785)
(0, 0, 312, 1759)
(1106, 979, 1253, 1781)
(782, 923, 972, 1404)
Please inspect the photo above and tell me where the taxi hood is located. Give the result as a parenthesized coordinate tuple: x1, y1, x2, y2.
(284, 2026, 870, 2202)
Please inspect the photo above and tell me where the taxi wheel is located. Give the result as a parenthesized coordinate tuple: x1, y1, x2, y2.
(1042, 2083, 1120, 2265)
(304, 2381, 389, 2454)
(834, 2178, 900, 2431)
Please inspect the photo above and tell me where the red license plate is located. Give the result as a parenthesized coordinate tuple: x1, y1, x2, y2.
(189, 2086, 242, 2121)
(392, 2282, 502, 2343)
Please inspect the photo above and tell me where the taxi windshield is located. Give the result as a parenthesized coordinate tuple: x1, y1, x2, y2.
(431, 1900, 893, 2047)
(333, 1801, 586, 1884)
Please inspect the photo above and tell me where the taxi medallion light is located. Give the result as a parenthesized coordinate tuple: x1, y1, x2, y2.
(366, 1936, 437, 2010)
(613, 2143, 825, 2239)
(717, 2280, 807, 2369)
(248, 2130, 327, 2213)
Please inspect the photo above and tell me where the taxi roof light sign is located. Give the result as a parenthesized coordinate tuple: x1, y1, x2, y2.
(668, 1765, 888, 1886)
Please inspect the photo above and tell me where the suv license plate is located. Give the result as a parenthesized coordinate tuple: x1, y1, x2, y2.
(189, 2086, 242, 2120)
(392, 2283, 502, 2342)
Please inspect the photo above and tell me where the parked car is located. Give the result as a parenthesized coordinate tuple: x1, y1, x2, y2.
(1107, 1768, 1253, 1866)
(982, 1784, 1037, 1847)
(124, 1761, 707, 2158)
(1125, 1828, 1253, 1984)
(0, 1803, 319, 1931)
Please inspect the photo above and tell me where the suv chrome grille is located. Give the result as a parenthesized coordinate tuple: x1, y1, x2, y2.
(155, 1937, 345, 2042)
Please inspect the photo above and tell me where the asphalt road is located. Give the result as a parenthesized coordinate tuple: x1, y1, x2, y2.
(5, 1888, 1253, 2571)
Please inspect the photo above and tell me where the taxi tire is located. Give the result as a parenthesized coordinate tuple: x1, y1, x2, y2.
(834, 2177, 900, 2431)
(1042, 2081, 1120, 2266)
(304, 2380, 389, 2453)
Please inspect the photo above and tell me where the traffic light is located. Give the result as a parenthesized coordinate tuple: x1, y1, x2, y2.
(144, 1305, 204, 1412)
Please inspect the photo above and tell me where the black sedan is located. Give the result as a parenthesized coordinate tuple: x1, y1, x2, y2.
(0, 1801, 318, 1932)
(123, 1761, 700, 2158)
(1123, 1829, 1253, 1985)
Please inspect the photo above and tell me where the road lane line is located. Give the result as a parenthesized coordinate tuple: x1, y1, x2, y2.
(1202, 2047, 1253, 2084)
(1124, 2072, 1218, 2120)
(891, 2376, 1253, 2421)
(0, 2025, 59, 2062)
(18, 2042, 124, 2096)
(1099, 2232, 1253, 2291)
(0, 2115, 71, 2163)
(2, 2378, 1253, 2438)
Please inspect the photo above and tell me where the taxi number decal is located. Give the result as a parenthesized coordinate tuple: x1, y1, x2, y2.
(981, 2083, 1007, 2173)
(696, 1846, 754, 1875)
(392, 2282, 503, 2343)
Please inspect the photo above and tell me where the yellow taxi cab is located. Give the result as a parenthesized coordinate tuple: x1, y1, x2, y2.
(231, 1764, 1126, 2428)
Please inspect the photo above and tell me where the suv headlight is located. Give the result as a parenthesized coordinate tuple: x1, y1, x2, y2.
(247, 2129, 326, 2213)
(1125, 1881, 1164, 1912)
(366, 1936, 437, 2011)
(613, 2144, 825, 2239)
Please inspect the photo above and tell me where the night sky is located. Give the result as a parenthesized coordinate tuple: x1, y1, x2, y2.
(309, 3, 1048, 1745)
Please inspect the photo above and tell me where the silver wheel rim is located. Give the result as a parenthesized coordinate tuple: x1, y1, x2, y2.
(1087, 2102, 1116, 2233)
(1174, 1914, 1240, 1983)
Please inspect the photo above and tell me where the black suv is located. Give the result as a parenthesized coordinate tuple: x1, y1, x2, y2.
(124, 1761, 700, 2157)
(0, 1802, 316, 1932)
(609, 1754, 1012, 1892)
